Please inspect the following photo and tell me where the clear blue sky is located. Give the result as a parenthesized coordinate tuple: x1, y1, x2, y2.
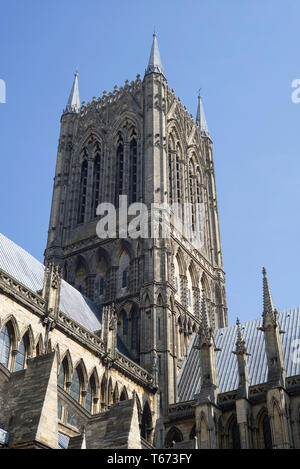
(1, 0, 300, 325)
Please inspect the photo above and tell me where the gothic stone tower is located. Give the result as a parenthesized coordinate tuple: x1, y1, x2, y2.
(45, 33, 228, 445)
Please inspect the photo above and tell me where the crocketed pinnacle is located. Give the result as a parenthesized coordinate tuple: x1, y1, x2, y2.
(64, 71, 80, 114)
(196, 90, 210, 138)
(145, 32, 164, 76)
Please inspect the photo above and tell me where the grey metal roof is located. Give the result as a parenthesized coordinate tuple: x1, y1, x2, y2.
(64, 72, 80, 114)
(58, 432, 70, 449)
(196, 93, 210, 138)
(145, 33, 164, 76)
(178, 308, 300, 402)
(0, 428, 9, 445)
(0, 233, 102, 333)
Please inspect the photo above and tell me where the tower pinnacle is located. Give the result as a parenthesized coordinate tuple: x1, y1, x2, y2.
(145, 32, 164, 76)
(196, 90, 210, 138)
(262, 266, 276, 328)
(64, 71, 80, 114)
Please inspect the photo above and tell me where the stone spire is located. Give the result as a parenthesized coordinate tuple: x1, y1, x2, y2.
(233, 318, 250, 399)
(145, 31, 164, 76)
(64, 71, 80, 114)
(199, 292, 211, 345)
(262, 267, 276, 328)
(259, 268, 286, 388)
(195, 294, 219, 404)
(196, 90, 210, 138)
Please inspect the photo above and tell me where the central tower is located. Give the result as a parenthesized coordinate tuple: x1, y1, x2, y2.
(45, 33, 227, 445)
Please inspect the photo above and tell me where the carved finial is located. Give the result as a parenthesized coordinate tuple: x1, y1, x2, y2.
(198, 294, 212, 344)
(234, 317, 249, 355)
(262, 266, 277, 328)
(236, 317, 242, 340)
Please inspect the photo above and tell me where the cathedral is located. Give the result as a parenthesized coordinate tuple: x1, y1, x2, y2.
(0, 33, 299, 450)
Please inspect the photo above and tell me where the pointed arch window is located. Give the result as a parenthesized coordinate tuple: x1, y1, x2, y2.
(131, 307, 139, 350)
(157, 316, 161, 340)
(168, 151, 173, 203)
(85, 375, 96, 413)
(196, 173, 202, 204)
(92, 145, 101, 217)
(262, 414, 272, 449)
(176, 154, 181, 203)
(115, 134, 124, 208)
(14, 335, 27, 372)
(77, 150, 88, 224)
(129, 131, 138, 204)
(0, 325, 11, 368)
(99, 277, 105, 296)
(70, 368, 81, 402)
(168, 134, 175, 204)
(121, 310, 128, 336)
(187, 289, 192, 307)
(58, 360, 67, 389)
(229, 417, 241, 449)
(122, 269, 128, 288)
(165, 426, 183, 448)
(189, 169, 196, 231)
(36, 339, 42, 357)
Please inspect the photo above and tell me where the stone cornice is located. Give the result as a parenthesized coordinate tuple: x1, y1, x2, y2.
(0, 268, 45, 316)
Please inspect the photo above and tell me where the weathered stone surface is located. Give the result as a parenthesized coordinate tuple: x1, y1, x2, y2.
(85, 398, 141, 449)
(0, 352, 58, 449)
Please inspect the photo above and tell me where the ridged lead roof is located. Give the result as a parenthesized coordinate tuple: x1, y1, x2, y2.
(0, 233, 102, 332)
(178, 308, 300, 402)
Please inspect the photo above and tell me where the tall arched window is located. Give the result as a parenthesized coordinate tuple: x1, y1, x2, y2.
(129, 131, 138, 204)
(141, 402, 153, 442)
(131, 307, 139, 351)
(14, 335, 27, 371)
(58, 363, 65, 389)
(118, 250, 130, 293)
(100, 375, 106, 410)
(189, 167, 196, 231)
(0, 324, 11, 368)
(168, 134, 175, 204)
(58, 357, 69, 389)
(262, 414, 272, 449)
(85, 375, 96, 413)
(113, 383, 119, 403)
(228, 416, 241, 449)
(77, 150, 88, 224)
(175, 154, 182, 204)
(70, 368, 81, 402)
(99, 277, 105, 296)
(121, 310, 128, 336)
(168, 151, 173, 203)
(92, 145, 101, 217)
(175, 143, 184, 218)
(115, 134, 124, 208)
(120, 386, 128, 402)
(36, 336, 42, 356)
